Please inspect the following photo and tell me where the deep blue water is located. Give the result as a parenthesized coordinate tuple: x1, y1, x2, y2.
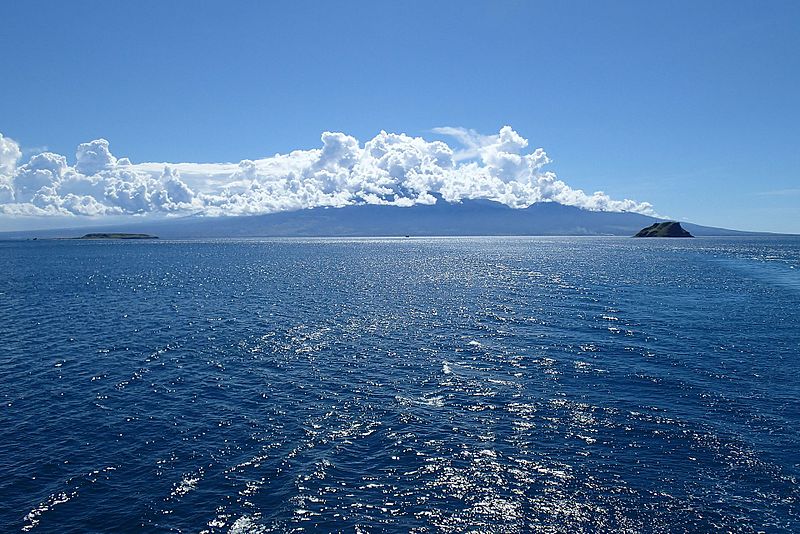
(1, 237, 799, 533)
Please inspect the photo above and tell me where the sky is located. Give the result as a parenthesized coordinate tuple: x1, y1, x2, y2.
(1, 0, 798, 233)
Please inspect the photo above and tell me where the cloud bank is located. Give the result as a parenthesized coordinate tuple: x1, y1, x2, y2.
(0, 127, 655, 219)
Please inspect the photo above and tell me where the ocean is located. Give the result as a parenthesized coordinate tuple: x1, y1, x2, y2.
(1, 237, 798, 532)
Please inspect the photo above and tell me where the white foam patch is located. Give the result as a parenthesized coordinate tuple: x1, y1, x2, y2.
(22, 491, 77, 531)
(229, 515, 269, 533)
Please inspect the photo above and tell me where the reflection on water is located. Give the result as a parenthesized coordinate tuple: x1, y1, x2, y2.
(0, 236, 798, 532)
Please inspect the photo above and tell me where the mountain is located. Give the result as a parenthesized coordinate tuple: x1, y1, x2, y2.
(0, 199, 773, 239)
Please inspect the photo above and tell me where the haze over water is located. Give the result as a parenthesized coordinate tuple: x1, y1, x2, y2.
(1, 237, 799, 532)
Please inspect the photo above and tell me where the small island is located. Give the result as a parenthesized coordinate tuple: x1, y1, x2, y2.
(633, 222, 693, 238)
(77, 233, 159, 240)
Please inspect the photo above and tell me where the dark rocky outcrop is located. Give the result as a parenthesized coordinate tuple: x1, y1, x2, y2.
(633, 222, 693, 238)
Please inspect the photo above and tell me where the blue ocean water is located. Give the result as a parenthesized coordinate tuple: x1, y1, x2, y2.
(1, 237, 798, 533)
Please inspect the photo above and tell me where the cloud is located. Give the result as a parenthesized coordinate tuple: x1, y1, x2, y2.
(0, 133, 22, 203)
(0, 133, 21, 175)
(0, 126, 656, 219)
(756, 188, 800, 197)
(75, 139, 117, 175)
(430, 126, 485, 160)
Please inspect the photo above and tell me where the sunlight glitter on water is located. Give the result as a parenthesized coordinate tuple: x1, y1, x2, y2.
(1, 237, 799, 532)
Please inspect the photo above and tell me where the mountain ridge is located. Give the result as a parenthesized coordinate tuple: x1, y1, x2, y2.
(0, 199, 780, 239)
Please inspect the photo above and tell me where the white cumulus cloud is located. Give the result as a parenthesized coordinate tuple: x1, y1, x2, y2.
(0, 133, 22, 203)
(0, 126, 655, 219)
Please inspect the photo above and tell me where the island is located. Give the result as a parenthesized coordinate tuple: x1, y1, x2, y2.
(77, 233, 159, 240)
(633, 222, 693, 238)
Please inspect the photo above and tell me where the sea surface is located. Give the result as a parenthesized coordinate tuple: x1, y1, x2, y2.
(1, 237, 799, 533)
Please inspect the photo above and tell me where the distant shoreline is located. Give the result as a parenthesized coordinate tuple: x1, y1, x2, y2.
(9, 234, 800, 243)
(70, 233, 159, 240)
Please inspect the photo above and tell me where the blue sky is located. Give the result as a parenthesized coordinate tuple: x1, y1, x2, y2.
(1, 0, 798, 232)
